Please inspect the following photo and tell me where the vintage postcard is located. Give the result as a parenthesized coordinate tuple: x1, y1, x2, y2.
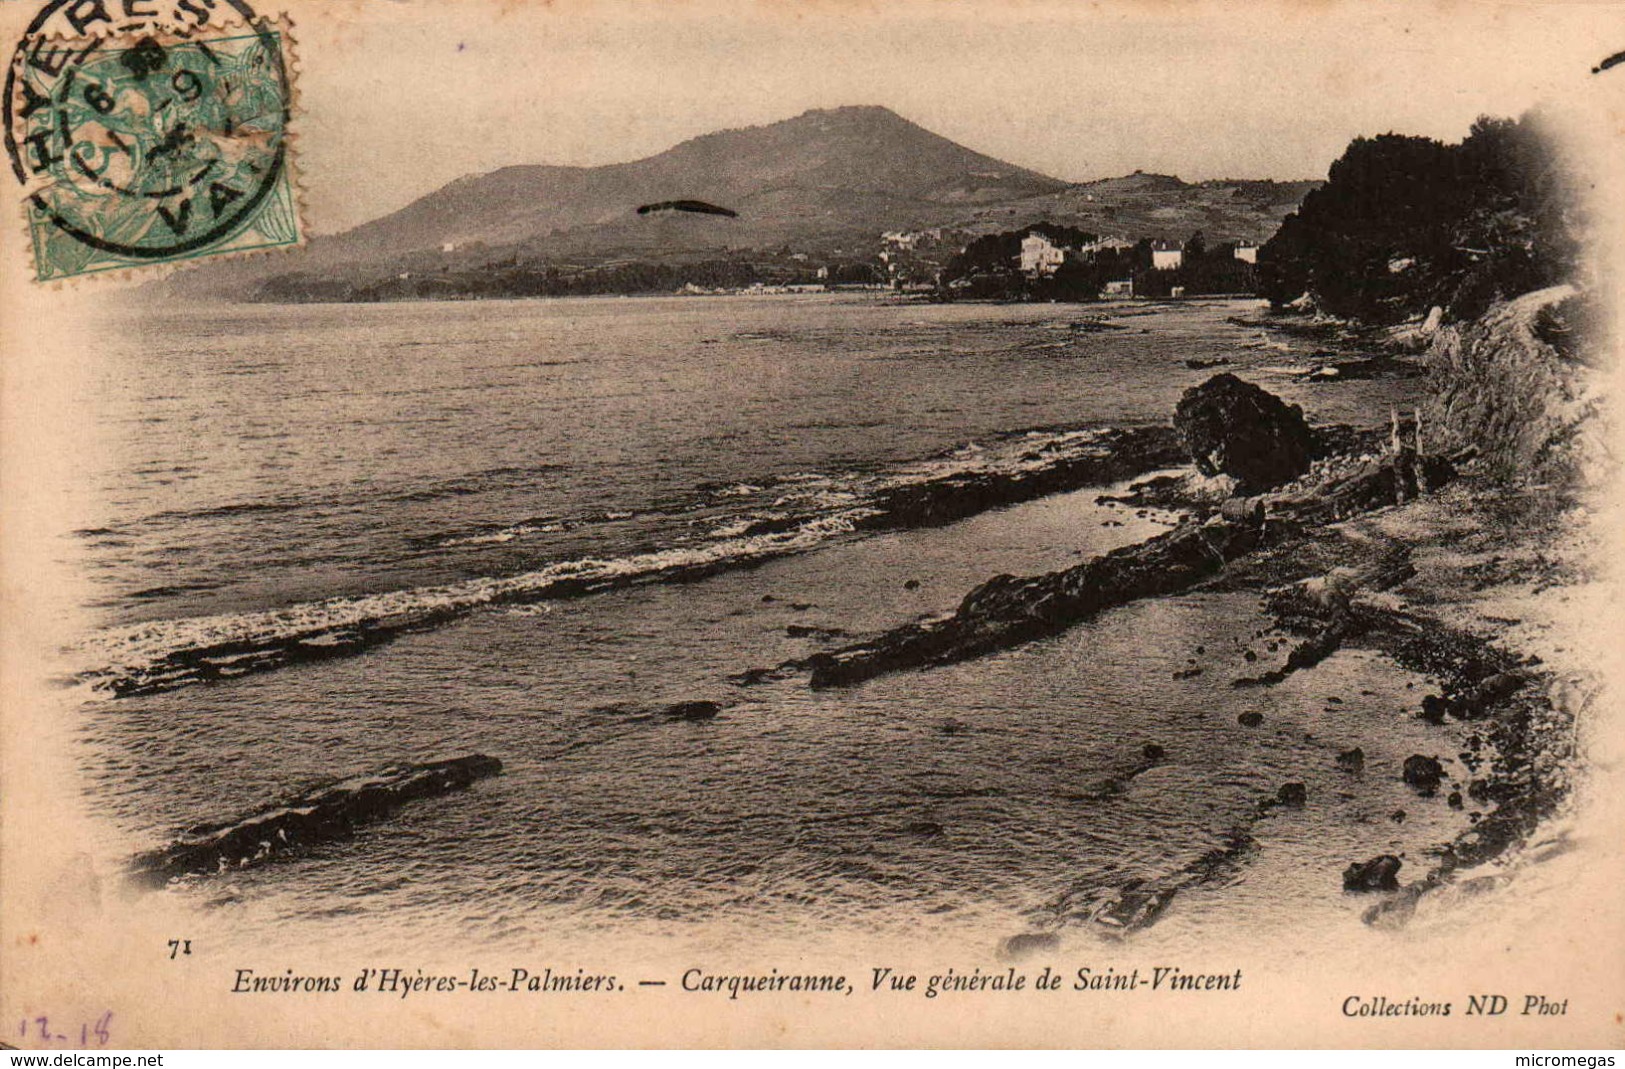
(2, 0, 1623, 1050)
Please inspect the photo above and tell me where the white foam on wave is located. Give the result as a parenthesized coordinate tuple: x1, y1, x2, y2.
(83, 424, 1136, 695)
(441, 521, 567, 547)
(81, 507, 882, 689)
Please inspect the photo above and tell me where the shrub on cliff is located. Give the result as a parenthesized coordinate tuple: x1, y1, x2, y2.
(1425, 285, 1601, 486)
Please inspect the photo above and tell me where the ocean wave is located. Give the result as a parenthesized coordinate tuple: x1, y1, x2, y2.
(440, 521, 569, 547)
(88, 464, 568, 535)
(78, 509, 879, 699)
(79, 423, 1184, 699)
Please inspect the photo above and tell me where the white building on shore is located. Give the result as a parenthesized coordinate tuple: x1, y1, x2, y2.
(1150, 239, 1183, 271)
(1020, 232, 1069, 277)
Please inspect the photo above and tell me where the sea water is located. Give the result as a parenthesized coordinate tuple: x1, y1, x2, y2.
(68, 294, 1462, 953)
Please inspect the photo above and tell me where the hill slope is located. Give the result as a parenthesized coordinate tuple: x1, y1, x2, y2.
(169, 106, 1316, 299)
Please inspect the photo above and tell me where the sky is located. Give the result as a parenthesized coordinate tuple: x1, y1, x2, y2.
(284, 0, 1610, 234)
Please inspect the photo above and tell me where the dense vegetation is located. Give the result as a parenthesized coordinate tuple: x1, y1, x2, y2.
(941, 226, 1257, 301)
(1258, 113, 1580, 324)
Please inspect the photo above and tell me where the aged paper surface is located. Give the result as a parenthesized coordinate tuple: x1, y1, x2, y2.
(3, 0, 1624, 1049)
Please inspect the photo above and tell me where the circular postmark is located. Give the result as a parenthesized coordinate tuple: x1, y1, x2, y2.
(4, 0, 292, 268)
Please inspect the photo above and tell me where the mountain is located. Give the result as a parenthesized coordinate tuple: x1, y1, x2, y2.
(349, 105, 1066, 254)
(169, 106, 1316, 299)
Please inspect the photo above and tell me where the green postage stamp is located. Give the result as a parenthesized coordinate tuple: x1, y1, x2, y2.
(5, 2, 299, 282)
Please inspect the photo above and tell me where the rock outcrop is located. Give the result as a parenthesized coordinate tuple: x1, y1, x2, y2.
(1275, 782, 1308, 807)
(801, 513, 1269, 689)
(1173, 373, 1314, 492)
(856, 425, 1185, 531)
(128, 754, 503, 886)
(1402, 754, 1445, 794)
(1343, 854, 1402, 892)
(777, 445, 1454, 692)
(663, 700, 722, 721)
(1425, 285, 1600, 485)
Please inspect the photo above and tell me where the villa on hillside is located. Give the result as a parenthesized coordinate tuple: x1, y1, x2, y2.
(1150, 239, 1183, 271)
(1082, 236, 1135, 256)
(1234, 242, 1260, 264)
(1020, 232, 1069, 277)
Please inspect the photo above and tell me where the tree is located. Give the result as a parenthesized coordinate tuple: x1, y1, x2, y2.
(1258, 115, 1578, 323)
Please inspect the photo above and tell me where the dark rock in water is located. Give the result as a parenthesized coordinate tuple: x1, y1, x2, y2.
(1097, 473, 1196, 511)
(1087, 830, 1255, 935)
(1448, 791, 1464, 809)
(786, 624, 848, 640)
(903, 578, 922, 590)
(1299, 355, 1426, 383)
(1451, 807, 1543, 868)
(664, 700, 722, 721)
(1420, 694, 1448, 724)
(1173, 373, 1314, 492)
(1390, 808, 1407, 823)
(1173, 666, 1204, 680)
(904, 821, 945, 838)
(1238, 711, 1264, 727)
(1185, 356, 1231, 370)
(1336, 747, 1366, 773)
(801, 515, 1269, 688)
(1243, 649, 1258, 662)
(1069, 745, 1168, 801)
(127, 754, 503, 887)
(1001, 931, 1061, 960)
(760, 594, 777, 603)
(790, 447, 1453, 693)
(939, 717, 967, 736)
(1343, 854, 1403, 892)
(1277, 782, 1308, 807)
(854, 425, 1185, 532)
(1403, 754, 1445, 793)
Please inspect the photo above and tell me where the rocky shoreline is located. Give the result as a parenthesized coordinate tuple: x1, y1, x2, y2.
(726, 361, 1589, 939)
(127, 384, 1582, 940)
(114, 293, 1596, 947)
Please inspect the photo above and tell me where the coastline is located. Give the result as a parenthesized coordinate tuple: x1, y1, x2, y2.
(106, 442, 1589, 953)
(78, 294, 1594, 954)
